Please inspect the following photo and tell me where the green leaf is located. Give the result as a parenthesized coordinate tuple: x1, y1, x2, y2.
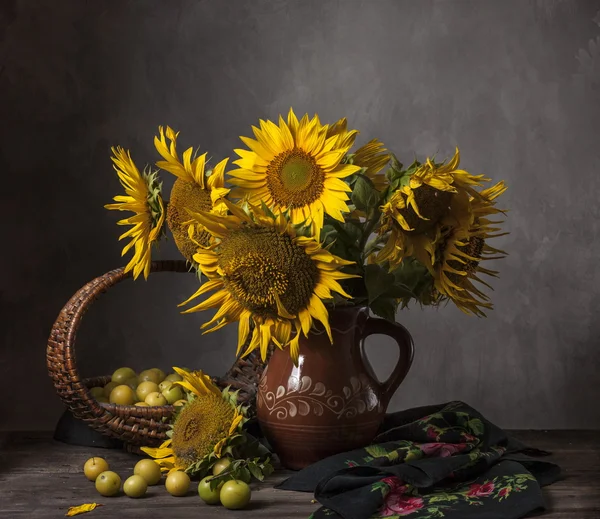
(185, 455, 212, 478)
(237, 467, 251, 482)
(385, 159, 420, 193)
(262, 460, 274, 477)
(385, 167, 397, 185)
(342, 153, 355, 165)
(390, 258, 437, 306)
(247, 461, 264, 481)
(399, 174, 412, 188)
(370, 296, 397, 322)
(405, 159, 420, 172)
(364, 264, 396, 303)
(390, 153, 403, 172)
(209, 475, 224, 491)
(351, 175, 380, 212)
(319, 224, 338, 245)
(331, 219, 362, 246)
(228, 434, 247, 447)
(385, 154, 404, 184)
(239, 433, 272, 459)
(384, 283, 416, 300)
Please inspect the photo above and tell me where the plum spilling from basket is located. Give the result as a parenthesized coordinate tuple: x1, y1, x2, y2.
(90, 367, 188, 406)
(83, 456, 253, 508)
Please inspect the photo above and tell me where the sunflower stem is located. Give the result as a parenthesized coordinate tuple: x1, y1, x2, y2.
(206, 463, 244, 482)
(359, 208, 382, 259)
(363, 236, 385, 259)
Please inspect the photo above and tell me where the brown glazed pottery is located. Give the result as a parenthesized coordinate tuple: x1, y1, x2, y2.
(256, 306, 414, 470)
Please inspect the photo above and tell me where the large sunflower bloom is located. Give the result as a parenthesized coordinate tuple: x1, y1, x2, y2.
(140, 367, 244, 475)
(179, 201, 357, 363)
(399, 148, 488, 230)
(377, 188, 472, 270)
(395, 148, 487, 232)
(154, 126, 230, 263)
(228, 108, 362, 235)
(377, 149, 486, 270)
(105, 146, 165, 280)
(430, 181, 508, 316)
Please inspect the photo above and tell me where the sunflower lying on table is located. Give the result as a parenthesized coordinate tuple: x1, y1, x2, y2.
(140, 367, 273, 484)
(105, 108, 508, 365)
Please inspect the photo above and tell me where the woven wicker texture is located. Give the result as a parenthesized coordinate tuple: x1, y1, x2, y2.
(46, 260, 267, 447)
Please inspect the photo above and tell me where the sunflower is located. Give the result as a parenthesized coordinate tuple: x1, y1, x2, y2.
(105, 146, 165, 280)
(395, 148, 487, 232)
(228, 108, 362, 235)
(140, 367, 245, 475)
(377, 188, 471, 270)
(179, 201, 357, 363)
(154, 126, 230, 264)
(429, 181, 508, 316)
(376, 149, 485, 270)
(351, 139, 390, 191)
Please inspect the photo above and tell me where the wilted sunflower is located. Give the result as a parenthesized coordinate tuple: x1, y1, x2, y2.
(429, 181, 508, 316)
(377, 188, 471, 270)
(377, 149, 486, 270)
(140, 367, 245, 475)
(228, 108, 362, 235)
(154, 126, 230, 264)
(399, 148, 488, 231)
(179, 201, 357, 363)
(105, 146, 165, 280)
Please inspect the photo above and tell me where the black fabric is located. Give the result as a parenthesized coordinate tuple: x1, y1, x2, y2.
(276, 402, 561, 519)
(53, 410, 124, 449)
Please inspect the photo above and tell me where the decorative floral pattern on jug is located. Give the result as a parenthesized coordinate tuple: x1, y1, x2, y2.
(258, 369, 384, 421)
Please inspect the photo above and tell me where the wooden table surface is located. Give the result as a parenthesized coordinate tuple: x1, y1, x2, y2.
(1, 431, 599, 519)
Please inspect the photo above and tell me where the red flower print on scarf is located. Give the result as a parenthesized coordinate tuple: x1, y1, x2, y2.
(380, 495, 424, 516)
(420, 442, 467, 458)
(467, 481, 495, 497)
(498, 486, 512, 498)
(426, 426, 439, 440)
(382, 476, 408, 495)
(380, 477, 422, 516)
(462, 432, 478, 443)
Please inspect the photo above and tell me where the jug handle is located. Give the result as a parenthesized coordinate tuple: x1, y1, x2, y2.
(360, 317, 415, 407)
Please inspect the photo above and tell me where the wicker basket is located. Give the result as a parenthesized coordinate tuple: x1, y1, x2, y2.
(46, 260, 267, 448)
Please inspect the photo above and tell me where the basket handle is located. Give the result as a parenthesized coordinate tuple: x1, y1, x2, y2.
(46, 260, 192, 424)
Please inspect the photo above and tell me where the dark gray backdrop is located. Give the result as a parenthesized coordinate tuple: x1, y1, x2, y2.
(1, 0, 599, 431)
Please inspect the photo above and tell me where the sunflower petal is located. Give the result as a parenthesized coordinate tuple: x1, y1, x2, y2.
(66, 504, 103, 516)
(172, 367, 221, 398)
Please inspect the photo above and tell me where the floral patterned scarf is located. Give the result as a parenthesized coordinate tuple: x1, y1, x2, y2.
(276, 401, 560, 519)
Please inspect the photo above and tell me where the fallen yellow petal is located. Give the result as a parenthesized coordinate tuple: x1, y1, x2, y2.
(65, 503, 103, 516)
